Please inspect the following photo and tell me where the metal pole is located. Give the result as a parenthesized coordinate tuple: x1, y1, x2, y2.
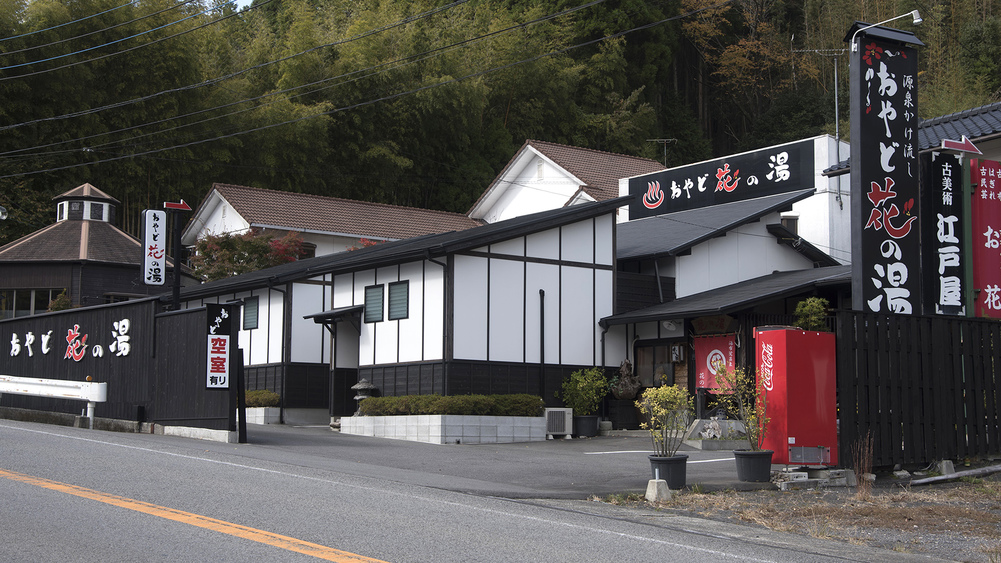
(171, 210, 182, 311)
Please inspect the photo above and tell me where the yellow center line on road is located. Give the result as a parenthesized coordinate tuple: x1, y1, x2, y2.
(0, 468, 387, 563)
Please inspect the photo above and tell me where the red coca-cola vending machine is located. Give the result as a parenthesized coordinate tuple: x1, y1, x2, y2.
(755, 327, 837, 466)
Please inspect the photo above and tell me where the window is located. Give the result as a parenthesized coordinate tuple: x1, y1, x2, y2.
(388, 281, 409, 320)
(90, 203, 104, 220)
(364, 285, 384, 323)
(635, 343, 674, 387)
(57, 203, 65, 221)
(243, 296, 259, 330)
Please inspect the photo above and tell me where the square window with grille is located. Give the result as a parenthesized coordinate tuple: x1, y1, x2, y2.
(388, 281, 409, 320)
(364, 285, 384, 323)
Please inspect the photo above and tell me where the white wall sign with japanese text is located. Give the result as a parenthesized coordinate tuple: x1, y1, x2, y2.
(206, 303, 232, 389)
(142, 210, 166, 286)
(627, 139, 815, 219)
(850, 32, 922, 314)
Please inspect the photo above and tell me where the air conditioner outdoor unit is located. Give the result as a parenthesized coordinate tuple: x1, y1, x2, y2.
(545, 408, 573, 439)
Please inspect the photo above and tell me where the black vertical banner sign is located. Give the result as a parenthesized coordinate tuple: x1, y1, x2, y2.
(921, 152, 966, 315)
(206, 303, 232, 389)
(850, 31, 922, 314)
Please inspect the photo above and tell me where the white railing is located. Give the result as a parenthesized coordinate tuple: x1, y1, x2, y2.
(0, 375, 108, 429)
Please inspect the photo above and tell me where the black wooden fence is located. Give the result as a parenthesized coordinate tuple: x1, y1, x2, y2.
(836, 311, 1001, 467)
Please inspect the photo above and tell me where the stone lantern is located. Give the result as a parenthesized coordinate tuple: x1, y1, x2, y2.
(351, 378, 377, 416)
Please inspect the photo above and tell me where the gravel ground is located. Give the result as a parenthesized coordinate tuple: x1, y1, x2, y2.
(597, 466, 1001, 562)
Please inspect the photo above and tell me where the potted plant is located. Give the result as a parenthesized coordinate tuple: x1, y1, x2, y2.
(560, 367, 608, 437)
(714, 365, 773, 482)
(635, 384, 693, 490)
(607, 360, 642, 429)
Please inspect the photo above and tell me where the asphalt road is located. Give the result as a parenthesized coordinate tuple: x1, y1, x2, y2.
(0, 420, 953, 562)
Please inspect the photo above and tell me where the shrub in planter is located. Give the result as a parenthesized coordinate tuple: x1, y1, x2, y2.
(245, 389, 280, 408)
(358, 394, 544, 416)
(559, 367, 608, 416)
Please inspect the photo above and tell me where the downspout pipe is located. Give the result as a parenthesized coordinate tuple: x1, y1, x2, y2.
(539, 289, 545, 400)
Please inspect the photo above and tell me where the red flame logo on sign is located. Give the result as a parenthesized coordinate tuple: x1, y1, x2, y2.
(643, 181, 664, 210)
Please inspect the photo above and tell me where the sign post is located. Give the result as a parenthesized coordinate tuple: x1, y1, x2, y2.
(163, 199, 192, 310)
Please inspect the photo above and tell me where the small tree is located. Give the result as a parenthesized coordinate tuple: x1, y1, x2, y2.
(190, 229, 304, 282)
(636, 384, 693, 457)
(794, 297, 830, 331)
(713, 366, 770, 451)
(559, 367, 608, 416)
(47, 289, 73, 312)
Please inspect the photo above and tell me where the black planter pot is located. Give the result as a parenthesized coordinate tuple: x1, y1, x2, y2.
(648, 454, 688, 490)
(607, 399, 639, 430)
(733, 449, 774, 482)
(573, 415, 600, 437)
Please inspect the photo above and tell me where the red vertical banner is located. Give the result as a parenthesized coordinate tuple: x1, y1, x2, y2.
(694, 335, 735, 389)
(972, 159, 1001, 317)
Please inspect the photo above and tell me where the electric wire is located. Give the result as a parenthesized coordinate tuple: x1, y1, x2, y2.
(1, 0, 236, 71)
(0, 0, 462, 129)
(0, 0, 138, 42)
(0, 0, 737, 181)
(0, 0, 267, 83)
(0, 0, 202, 58)
(0, 0, 605, 159)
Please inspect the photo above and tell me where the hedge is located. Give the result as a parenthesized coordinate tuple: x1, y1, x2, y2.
(245, 389, 281, 408)
(358, 394, 544, 417)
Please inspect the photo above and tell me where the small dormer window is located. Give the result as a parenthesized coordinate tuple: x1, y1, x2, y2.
(90, 203, 104, 220)
(57, 203, 64, 221)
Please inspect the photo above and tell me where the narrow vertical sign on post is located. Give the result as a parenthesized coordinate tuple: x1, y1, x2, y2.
(142, 210, 166, 286)
(206, 303, 231, 389)
(921, 152, 965, 316)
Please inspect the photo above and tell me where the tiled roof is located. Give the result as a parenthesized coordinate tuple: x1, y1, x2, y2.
(824, 101, 1001, 175)
(53, 183, 120, 204)
(917, 101, 1001, 151)
(207, 184, 483, 240)
(175, 197, 630, 301)
(528, 140, 665, 201)
(0, 219, 144, 264)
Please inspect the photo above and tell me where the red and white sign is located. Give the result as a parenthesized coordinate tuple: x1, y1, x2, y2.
(972, 159, 1001, 317)
(163, 199, 192, 211)
(206, 304, 231, 389)
(941, 135, 982, 154)
(694, 334, 735, 389)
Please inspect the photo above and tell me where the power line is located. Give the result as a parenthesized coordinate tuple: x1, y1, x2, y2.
(1, 0, 236, 72)
(0, 0, 736, 180)
(0, 0, 138, 43)
(2, 0, 604, 159)
(0, 0, 459, 128)
(0, 0, 201, 58)
(0, 0, 262, 83)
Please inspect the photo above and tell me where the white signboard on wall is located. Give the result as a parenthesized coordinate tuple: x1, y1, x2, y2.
(142, 210, 166, 286)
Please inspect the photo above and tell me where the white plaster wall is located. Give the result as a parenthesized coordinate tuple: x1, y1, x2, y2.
(595, 213, 614, 266)
(675, 214, 813, 298)
(561, 219, 594, 264)
(374, 267, 400, 365)
(594, 268, 614, 366)
(202, 199, 250, 237)
(290, 280, 328, 364)
(397, 262, 424, 363)
(477, 155, 581, 223)
(452, 255, 488, 361)
(266, 289, 283, 363)
(422, 265, 445, 361)
(560, 266, 594, 366)
(489, 259, 525, 362)
(525, 262, 560, 364)
(526, 229, 560, 260)
(490, 237, 525, 257)
(354, 270, 376, 366)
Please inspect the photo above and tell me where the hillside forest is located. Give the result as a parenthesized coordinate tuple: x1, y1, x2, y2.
(1, 0, 999, 246)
